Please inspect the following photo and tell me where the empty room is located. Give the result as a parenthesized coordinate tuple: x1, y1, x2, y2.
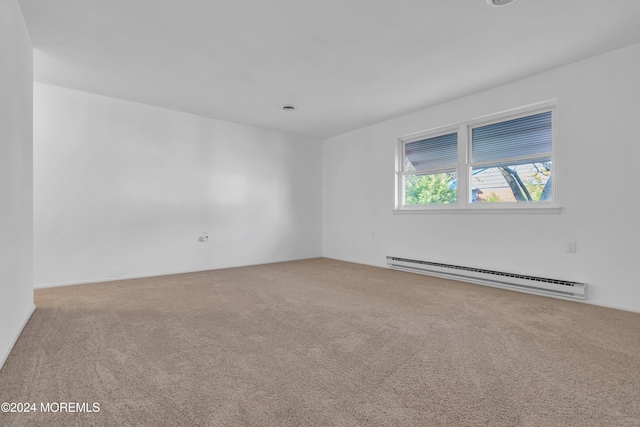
(2, 0, 640, 425)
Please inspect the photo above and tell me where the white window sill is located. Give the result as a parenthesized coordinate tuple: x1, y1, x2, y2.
(393, 205, 562, 215)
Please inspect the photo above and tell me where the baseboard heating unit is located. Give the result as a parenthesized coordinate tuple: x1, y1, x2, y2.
(386, 257, 587, 300)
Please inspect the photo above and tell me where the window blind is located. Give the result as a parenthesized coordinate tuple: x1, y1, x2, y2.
(472, 111, 552, 163)
(405, 132, 457, 171)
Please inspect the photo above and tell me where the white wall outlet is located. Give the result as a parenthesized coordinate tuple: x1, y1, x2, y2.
(108, 267, 122, 277)
(200, 232, 210, 242)
(566, 241, 577, 253)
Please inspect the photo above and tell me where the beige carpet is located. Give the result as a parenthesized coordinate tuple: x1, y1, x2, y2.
(1, 258, 639, 426)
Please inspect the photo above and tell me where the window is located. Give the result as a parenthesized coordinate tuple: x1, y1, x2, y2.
(396, 101, 557, 212)
(403, 131, 458, 205)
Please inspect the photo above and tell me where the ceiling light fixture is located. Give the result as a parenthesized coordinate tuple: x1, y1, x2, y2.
(282, 105, 296, 111)
(487, 0, 516, 6)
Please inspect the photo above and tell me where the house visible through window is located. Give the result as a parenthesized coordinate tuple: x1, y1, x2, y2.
(397, 102, 556, 210)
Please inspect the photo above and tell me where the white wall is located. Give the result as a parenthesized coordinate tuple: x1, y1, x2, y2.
(323, 42, 640, 312)
(34, 83, 322, 286)
(0, 0, 35, 369)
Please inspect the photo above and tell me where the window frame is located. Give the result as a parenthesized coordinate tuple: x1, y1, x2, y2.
(395, 100, 560, 214)
(399, 125, 460, 209)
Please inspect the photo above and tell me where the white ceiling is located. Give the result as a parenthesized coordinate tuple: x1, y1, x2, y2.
(19, 0, 640, 139)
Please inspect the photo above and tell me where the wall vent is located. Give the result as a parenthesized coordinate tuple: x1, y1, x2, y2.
(386, 257, 587, 300)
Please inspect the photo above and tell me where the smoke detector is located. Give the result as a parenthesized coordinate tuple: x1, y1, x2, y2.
(487, 0, 516, 6)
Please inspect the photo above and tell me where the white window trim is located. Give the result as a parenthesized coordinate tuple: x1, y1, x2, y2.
(394, 100, 560, 214)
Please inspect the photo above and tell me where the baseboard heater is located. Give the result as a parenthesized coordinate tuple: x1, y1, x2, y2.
(386, 257, 587, 300)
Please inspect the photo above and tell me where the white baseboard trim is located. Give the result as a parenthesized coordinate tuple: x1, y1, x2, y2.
(585, 300, 640, 314)
(323, 255, 640, 314)
(33, 256, 323, 289)
(0, 303, 36, 371)
(34, 273, 179, 289)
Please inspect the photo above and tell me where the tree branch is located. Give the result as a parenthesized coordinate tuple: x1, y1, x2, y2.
(498, 167, 532, 201)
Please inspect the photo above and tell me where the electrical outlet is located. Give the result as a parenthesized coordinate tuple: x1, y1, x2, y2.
(566, 241, 577, 253)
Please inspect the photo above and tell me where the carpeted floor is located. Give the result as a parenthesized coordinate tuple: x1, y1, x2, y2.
(1, 258, 639, 426)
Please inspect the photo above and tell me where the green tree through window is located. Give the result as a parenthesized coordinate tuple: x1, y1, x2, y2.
(405, 173, 456, 205)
